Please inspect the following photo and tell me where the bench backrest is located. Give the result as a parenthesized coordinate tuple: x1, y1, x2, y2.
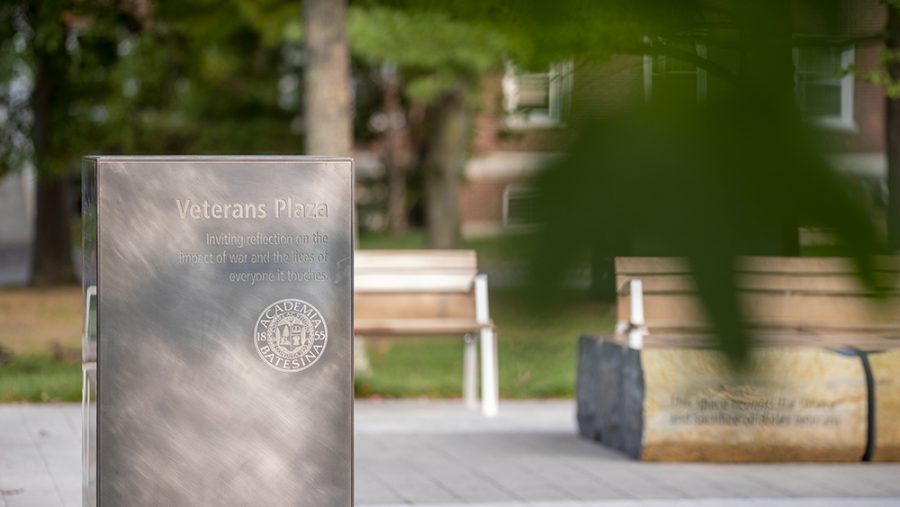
(615, 256, 900, 348)
(355, 250, 480, 326)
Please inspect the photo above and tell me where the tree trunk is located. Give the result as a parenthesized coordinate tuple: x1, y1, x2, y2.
(738, 0, 799, 255)
(29, 11, 76, 286)
(303, 0, 352, 156)
(386, 155, 409, 234)
(381, 65, 413, 234)
(888, 5, 900, 250)
(31, 177, 75, 285)
(423, 89, 468, 249)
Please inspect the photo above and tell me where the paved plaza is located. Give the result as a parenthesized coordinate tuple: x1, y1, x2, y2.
(2, 400, 900, 506)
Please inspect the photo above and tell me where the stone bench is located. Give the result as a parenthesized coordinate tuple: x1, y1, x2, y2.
(577, 256, 900, 461)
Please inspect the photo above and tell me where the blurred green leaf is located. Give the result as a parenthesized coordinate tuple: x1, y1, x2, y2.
(347, 6, 508, 104)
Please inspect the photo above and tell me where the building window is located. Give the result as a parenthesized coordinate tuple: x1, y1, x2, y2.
(793, 46, 855, 130)
(502, 60, 573, 129)
(643, 41, 707, 103)
(502, 184, 539, 229)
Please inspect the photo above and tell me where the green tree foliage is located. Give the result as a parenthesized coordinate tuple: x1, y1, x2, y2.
(1, 0, 306, 283)
(347, 6, 511, 247)
(0, 6, 32, 175)
(347, 6, 508, 103)
(0, 0, 305, 174)
(1, 0, 134, 284)
(102, 1, 303, 155)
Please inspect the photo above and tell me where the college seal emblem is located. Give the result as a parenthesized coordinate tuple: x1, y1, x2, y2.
(254, 298, 328, 372)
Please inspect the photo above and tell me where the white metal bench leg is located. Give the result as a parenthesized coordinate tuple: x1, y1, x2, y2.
(628, 279, 646, 350)
(474, 274, 498, 417)
(463, 333, 479, 410)
(479, 326, 499, 417)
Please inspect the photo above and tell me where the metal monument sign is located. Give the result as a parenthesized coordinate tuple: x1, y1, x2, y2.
(82, 156, 354, 506)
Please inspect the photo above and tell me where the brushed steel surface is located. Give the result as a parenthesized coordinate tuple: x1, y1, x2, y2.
(82, 158, 98, 507)
(86, 157, 353, 506)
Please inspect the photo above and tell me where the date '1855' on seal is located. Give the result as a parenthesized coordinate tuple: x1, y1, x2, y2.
(255, 299, 328, 372)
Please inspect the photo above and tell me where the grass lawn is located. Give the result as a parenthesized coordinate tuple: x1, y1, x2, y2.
(0, 287, 82, 402)
(0, 230, 610, 402)
(357, 288, 614, 398)
(0, 354, 82, 402)
(0, 287, 83, 354)
(0, 283, 614, 403)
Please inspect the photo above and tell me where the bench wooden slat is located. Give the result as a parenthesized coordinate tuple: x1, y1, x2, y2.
(355, 292, 476, 320)
(608, 331, 900, 349)
(616, 256, 900, 276)
(618, 292, 900, 327)
(355, 318, 487, 335)
(636, 337, 900, 349)
(356, 250, 478, 292)
(632, 320, 900, 334)
(356, 250, 477, 270)
(355, 274, 474, 293)
(615, 255, 900, 351)
(617, 273, 900, 295)
(739, 256, 900, 274)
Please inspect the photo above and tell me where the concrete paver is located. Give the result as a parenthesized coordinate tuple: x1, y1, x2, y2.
(1, 400, 899, 506)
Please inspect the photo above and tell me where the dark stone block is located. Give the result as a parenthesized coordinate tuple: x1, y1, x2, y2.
(575, 336, 874, 462)
(619, 346, 645, 459)
(576, 335, 601, 439)
(575, 337, 644, 458)
(594, 341, 624, 449)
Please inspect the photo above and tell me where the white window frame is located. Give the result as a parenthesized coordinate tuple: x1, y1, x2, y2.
(643, 42, 707, 104)
(793, 46, 855, 131)
(502, 60, 573, 130)
(502, 184, 538, 230)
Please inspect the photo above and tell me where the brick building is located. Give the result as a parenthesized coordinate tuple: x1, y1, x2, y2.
(458, 0, 889, 238)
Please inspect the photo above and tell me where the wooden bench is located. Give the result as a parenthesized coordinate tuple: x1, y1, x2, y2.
(354, 250, 498, 417)
(615, 256, 900, 349)
(577, 256, 900, 461)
